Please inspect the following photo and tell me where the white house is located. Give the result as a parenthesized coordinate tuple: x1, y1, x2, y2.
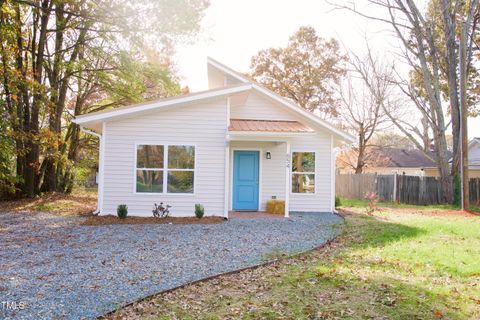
(469, 137, 480, 178)
(73, 58, 354, 218)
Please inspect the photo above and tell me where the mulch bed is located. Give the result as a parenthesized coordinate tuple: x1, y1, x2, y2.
(81, 215, 225, 225)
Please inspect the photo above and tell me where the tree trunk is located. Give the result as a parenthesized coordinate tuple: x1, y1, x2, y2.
(355, 126, 365, 174)
(42, 12, 87, 192)
(24, 0, 51, 197)
(440, 0, 460, 178)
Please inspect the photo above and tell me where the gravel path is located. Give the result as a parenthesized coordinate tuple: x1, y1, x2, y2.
(0, 212, 343, 319)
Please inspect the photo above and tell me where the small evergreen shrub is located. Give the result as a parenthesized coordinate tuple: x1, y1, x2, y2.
(117, 204, 128, 219)
(195, 204, 204, 219)
(453, 175, 461, 207)
(335, 196, 341, 208)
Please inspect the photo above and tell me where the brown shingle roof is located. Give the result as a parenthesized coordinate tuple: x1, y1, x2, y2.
(229, 119, 314, 133)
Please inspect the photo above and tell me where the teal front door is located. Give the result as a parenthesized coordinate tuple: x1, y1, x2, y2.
(233, 151, 259, 210)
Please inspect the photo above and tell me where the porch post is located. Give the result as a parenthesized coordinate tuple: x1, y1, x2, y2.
(285, 141, 290, 218)
(224, 140, 230, 219)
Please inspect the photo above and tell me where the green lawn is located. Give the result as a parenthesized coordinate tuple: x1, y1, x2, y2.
(106, 207, 480, 320)
(340, 197, 480, 213)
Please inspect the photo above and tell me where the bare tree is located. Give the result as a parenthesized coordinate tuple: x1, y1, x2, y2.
(330, 0, 480, 202)
(337, 51, 392, 173)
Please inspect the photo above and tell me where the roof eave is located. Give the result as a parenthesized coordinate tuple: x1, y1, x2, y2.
(73, 83, 253, 125)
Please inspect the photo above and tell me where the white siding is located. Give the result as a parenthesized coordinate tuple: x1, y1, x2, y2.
(230, 92, 298, 121)
(101, 90, 336, 216)
(228, 133, 333, 213)
(102, 98, 227, 217)
(469, 141, 480, 170)
(229, 141, 287, 211)
(289, 132, 333, 213)
(228, 91, 335, 213)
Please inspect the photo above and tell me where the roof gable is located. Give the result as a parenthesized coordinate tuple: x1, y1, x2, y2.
(206, 58, 354, 142)
(73, 58, 354, 143)
(469, 137, 480, 149)
(73, 83, 252, 126)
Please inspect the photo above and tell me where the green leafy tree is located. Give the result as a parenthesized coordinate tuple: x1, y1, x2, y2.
(0, 0, 209, 197)
(250, 26, 346, 119)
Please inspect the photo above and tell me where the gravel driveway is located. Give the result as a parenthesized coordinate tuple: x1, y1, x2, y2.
(0, 212, 343, 319)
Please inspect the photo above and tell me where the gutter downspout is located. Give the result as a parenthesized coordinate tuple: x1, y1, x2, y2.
(331, 140, 342, 214)
(80, 126, 102, 215)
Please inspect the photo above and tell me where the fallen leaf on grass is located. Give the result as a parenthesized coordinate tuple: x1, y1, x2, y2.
(433, 310, 444, 318)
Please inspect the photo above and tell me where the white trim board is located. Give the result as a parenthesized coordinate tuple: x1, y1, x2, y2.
(290, 150, 318, 196)
(133, 143, 198, 196)
(98, 122, 106, 214)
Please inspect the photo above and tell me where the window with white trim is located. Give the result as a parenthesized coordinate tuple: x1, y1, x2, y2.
(167, 145, 195, 193)
(136, 145, 195, 194)
(136, 145, 164, 193)
(291, 152, 315, 193)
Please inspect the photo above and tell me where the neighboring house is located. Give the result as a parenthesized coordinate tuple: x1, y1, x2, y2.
(73, 58, 354, 217)
(337, 147, 444, 177)
(468, 137, 480, 178)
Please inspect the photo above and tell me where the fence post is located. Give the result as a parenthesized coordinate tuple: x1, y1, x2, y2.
(477, 178, 480, 204)
(393, 173, 397, 202)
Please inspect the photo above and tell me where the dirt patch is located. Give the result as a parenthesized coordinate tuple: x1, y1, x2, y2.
(81, 215, 225, 225)
(382, 207, 478, 218)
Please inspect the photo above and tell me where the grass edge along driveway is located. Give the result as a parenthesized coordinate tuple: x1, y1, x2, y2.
(105, 206, 480, 320)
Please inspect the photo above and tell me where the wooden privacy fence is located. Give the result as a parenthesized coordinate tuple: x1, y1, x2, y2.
(335, 173, 377, 199)
(470, 178, 480, 205)
(336, 173, 478, 205)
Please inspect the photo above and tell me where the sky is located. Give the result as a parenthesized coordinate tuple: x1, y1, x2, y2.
(174, 0, 480, 138)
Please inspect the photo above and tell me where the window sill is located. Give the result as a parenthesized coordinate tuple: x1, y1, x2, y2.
(290, 192, 317, 196)
(134, 192, 196, 196)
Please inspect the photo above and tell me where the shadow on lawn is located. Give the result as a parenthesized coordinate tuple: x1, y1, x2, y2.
(338, 209, 427, 250)
(284, 211, 471, 319)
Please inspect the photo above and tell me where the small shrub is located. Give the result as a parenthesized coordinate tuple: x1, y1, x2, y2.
(195, 204, 204, 219)
(453, 174, 461, 207)
(152, 202, 171, 218)
(364, 192, 378, 216)
(335, 196, 341, 208)
(117, 204, 128, 219)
